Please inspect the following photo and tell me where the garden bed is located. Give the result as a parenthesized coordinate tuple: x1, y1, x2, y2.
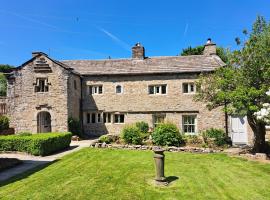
(91, 142, 223, 153)
(0, 158, 22, 172)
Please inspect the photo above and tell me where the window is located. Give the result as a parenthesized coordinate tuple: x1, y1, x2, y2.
(74, 80, 77, 90)
(153, 114, 165, 127)
(87, 113, 90, 124)
(116, 85, 122, 94)
(182, 115, 197, 134)
(114, 114, 125, 123)
(35, 78, 49, 92)
(89, 85, 103, 94)
(183, 83, 195, 94)
(91, 113, 96, 123)
(148, 85, 167, 95)
(86, 112, 102, 124)
(103, 113, 111, 123)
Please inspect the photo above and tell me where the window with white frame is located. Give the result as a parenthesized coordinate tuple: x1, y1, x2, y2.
(148, 85, 167, 95)
(114, 114, 125, 123)
(34, 78, 49, 92)
(116, 85, 122, 94)
(103, 113, 112, 123)
(183, 83, 195, 94)
(89, 85, 103, 95)
(182, 115, 197, 134)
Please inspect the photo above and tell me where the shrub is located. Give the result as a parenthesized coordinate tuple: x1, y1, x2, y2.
(99, 135, 111, 143)
(0, 132, 72, 156)
(202, 128, 227, 146)
(99, 135, 119, 144)
(0, 116, 9, 131)
(68, 117, 82, 137)
(135, 121, 149, 133)
(18, 132, 32, 136)
(152, 123, 182, 146)
(121, 125, 142, 145)
(183, 135, 204, 146)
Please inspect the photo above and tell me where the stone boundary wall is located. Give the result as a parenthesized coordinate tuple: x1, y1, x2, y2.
(91, 142, 223, 153)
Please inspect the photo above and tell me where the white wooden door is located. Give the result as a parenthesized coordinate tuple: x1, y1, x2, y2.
(230, 116, 248, 144)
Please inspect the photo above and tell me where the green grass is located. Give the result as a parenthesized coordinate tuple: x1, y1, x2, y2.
(0, 148, 270, 200)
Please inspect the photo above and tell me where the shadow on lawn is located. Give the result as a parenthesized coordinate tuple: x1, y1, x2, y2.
(0, 160, 59, 187)
(166, 176, 179, 184)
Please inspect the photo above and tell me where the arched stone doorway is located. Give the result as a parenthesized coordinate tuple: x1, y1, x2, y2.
(37, 111, 51, 133)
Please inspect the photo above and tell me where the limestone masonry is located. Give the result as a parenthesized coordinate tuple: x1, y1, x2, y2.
(7, 40, 242, 141)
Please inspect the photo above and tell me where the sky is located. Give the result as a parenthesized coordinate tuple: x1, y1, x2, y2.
(0, 0, 270, 66)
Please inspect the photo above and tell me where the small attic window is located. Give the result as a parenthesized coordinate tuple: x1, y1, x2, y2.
(34, 78, 49, 92)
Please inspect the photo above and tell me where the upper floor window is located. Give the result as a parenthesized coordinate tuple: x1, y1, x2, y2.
(116, 85, 123, 94)
(183, 83, 195, 94)
(148, 85, 167, 95)
(89, 85, 103, 95)
(34, 78, 49, 92)
(182, 115, 197, 134)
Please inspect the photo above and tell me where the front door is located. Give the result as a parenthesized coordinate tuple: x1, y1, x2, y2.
(230, 116, 248, 144)
(37, 112, 52, 133)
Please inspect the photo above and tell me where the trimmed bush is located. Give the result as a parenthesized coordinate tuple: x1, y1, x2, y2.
(0, 132, 72, 156)
(0, 116, 9, 131)
(121, 125, 142, 145)
(152, 123, 182, 146)
(135, 121, 149, 133)
(68, 117, 82, 137)
(202, 128, 227, 146)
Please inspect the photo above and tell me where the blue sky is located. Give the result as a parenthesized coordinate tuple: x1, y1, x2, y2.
(0, 0, 269, 66)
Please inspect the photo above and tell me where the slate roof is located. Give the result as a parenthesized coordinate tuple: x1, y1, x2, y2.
(61, 55, 225, 76)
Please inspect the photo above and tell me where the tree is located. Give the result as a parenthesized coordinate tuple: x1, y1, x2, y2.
(195, 16, 270, 153)
(0, 73, 7, 96)
(180, 45, 229, 63)
(0, 64, 14, 73)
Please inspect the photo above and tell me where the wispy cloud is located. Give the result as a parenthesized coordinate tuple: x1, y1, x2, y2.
(183, 22, 189, 37)
(0, 9, 82, 35)
(98, 27, 131, 52)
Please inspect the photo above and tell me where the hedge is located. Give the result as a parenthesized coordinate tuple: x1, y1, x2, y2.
(0, 132, 72, 156)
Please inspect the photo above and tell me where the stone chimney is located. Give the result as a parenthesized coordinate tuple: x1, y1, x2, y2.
(203, 38, 216, 55)
(32, 52, 47, 57)
(132, 43, 145, 59)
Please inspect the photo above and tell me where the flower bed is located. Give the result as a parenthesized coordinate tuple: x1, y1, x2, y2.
(0, 132, 72, 156)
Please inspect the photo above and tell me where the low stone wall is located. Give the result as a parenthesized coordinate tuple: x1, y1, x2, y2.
(90, 142, 223, 153)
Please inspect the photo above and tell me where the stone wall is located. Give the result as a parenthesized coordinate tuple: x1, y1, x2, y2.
(67, 74, 81, 120)
(7, 55, 70, 133)
(82, 74, 225, 136)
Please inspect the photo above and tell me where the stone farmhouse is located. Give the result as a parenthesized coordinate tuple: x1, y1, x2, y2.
(5, 39, 266, 145)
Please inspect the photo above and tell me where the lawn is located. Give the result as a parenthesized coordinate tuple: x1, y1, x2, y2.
(0, 149, 270, 200)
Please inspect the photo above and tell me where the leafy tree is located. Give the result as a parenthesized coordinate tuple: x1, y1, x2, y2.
(195, 16, 270, 153)
(0, 64, 14, 73)
(180, 45, 229, 63)
(0, 73, 7, 96)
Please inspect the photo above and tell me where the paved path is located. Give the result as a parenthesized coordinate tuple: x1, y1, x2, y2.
(0, 140, 96, 182)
